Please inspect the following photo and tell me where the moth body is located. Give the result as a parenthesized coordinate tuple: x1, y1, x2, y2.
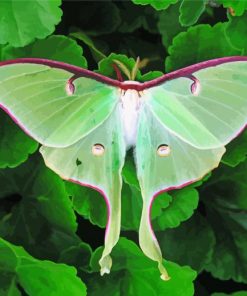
(120, 83, 144, 148)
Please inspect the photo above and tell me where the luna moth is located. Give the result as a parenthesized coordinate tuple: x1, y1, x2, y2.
(0, 57, 247, 281)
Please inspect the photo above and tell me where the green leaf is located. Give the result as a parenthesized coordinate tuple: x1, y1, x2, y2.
(0, 154, 78, 258)
(2, 35, 87, 68)
(140, 70, 163, 81)
(179, 0, 207, 26)
(0, 110, 38, 168)
(0, 238, 87, 295)
(152, 187, 199, 231)
(122, 157, 140, 190)
(222, 130, 247, 167)
(95, 53, 142, 81)
(165, 23, 240, 72)
(158, 2, 185, 48)
(70, 31, 106, 62)
(59, 242, 92, 273)
(157, 213, 215, 273)
(218, 0, 247, 16)
(0, 0, 62, 47)
(132, 0, 179, 11)
(225, 12, 247, 53)
(201, 161, 247, 283)
(68, 169, 142, 231)
(67, 181, 107, 228)
(0, 273, 21, 296)
(87, 238, 197, 296)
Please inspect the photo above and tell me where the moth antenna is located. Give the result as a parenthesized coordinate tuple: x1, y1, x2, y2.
(112, 63, 124, 82)
(138, 57, 149, 69)
(112, 59, 131, 80)
(131, 56, 140, 81)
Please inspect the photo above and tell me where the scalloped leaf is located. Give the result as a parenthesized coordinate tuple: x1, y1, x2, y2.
(0, 110, 38, 168)
(158, 2, 185, 48)
(0, 238, 86, 295)
(95, 53, 142, 80)
(165, 23, 240, 72)
(0, 0, 62, 47)
(201, 161, 247, 283)
(0, 155, 78, 259)
(152, 187, 199, 231)
(87, 237, 197, 296)
(222, 130, 247, 167)
(225, 12, 247, 53)
(2, 35, 87, 68)
(157, 213, 215, 273)
(179, 0, 207, 27)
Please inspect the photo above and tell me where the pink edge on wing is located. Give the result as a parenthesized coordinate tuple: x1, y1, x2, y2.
(68, 178, 111, 240)
(233, 123, 247, 139)
(0, 104, 34, 140)
(147, 179, 196, 242)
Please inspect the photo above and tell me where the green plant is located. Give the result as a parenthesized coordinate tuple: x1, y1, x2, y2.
(0, 1, 247, 295)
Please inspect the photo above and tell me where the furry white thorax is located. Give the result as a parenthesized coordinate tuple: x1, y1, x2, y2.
(120, 82, 144, 148)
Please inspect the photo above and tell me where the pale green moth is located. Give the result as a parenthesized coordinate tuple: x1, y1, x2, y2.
(0, 57, 247, 281)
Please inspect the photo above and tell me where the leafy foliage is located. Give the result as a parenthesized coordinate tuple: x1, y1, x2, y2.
(179, 0, 206, 26)
(158, 213, 215, 273)
(165, 23, 240, 72)
(87, 238, 197, 296)
(2, 35, 88, 68)
(0, 1, 247, 295)
(0, 0, 62, 47)
(225, 12, 247, 53)
(0, 238, 86, 295)
(0, 110, 38, 168)
(202, 161, 247, 283)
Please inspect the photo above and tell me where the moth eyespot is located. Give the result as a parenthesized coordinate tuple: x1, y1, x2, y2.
(157, 144, 171, 157)
(92, 144, 105, 156)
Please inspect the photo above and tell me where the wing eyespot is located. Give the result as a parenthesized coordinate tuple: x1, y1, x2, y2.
(157, 144, 171, 157)
(92, 144, 105, 156)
